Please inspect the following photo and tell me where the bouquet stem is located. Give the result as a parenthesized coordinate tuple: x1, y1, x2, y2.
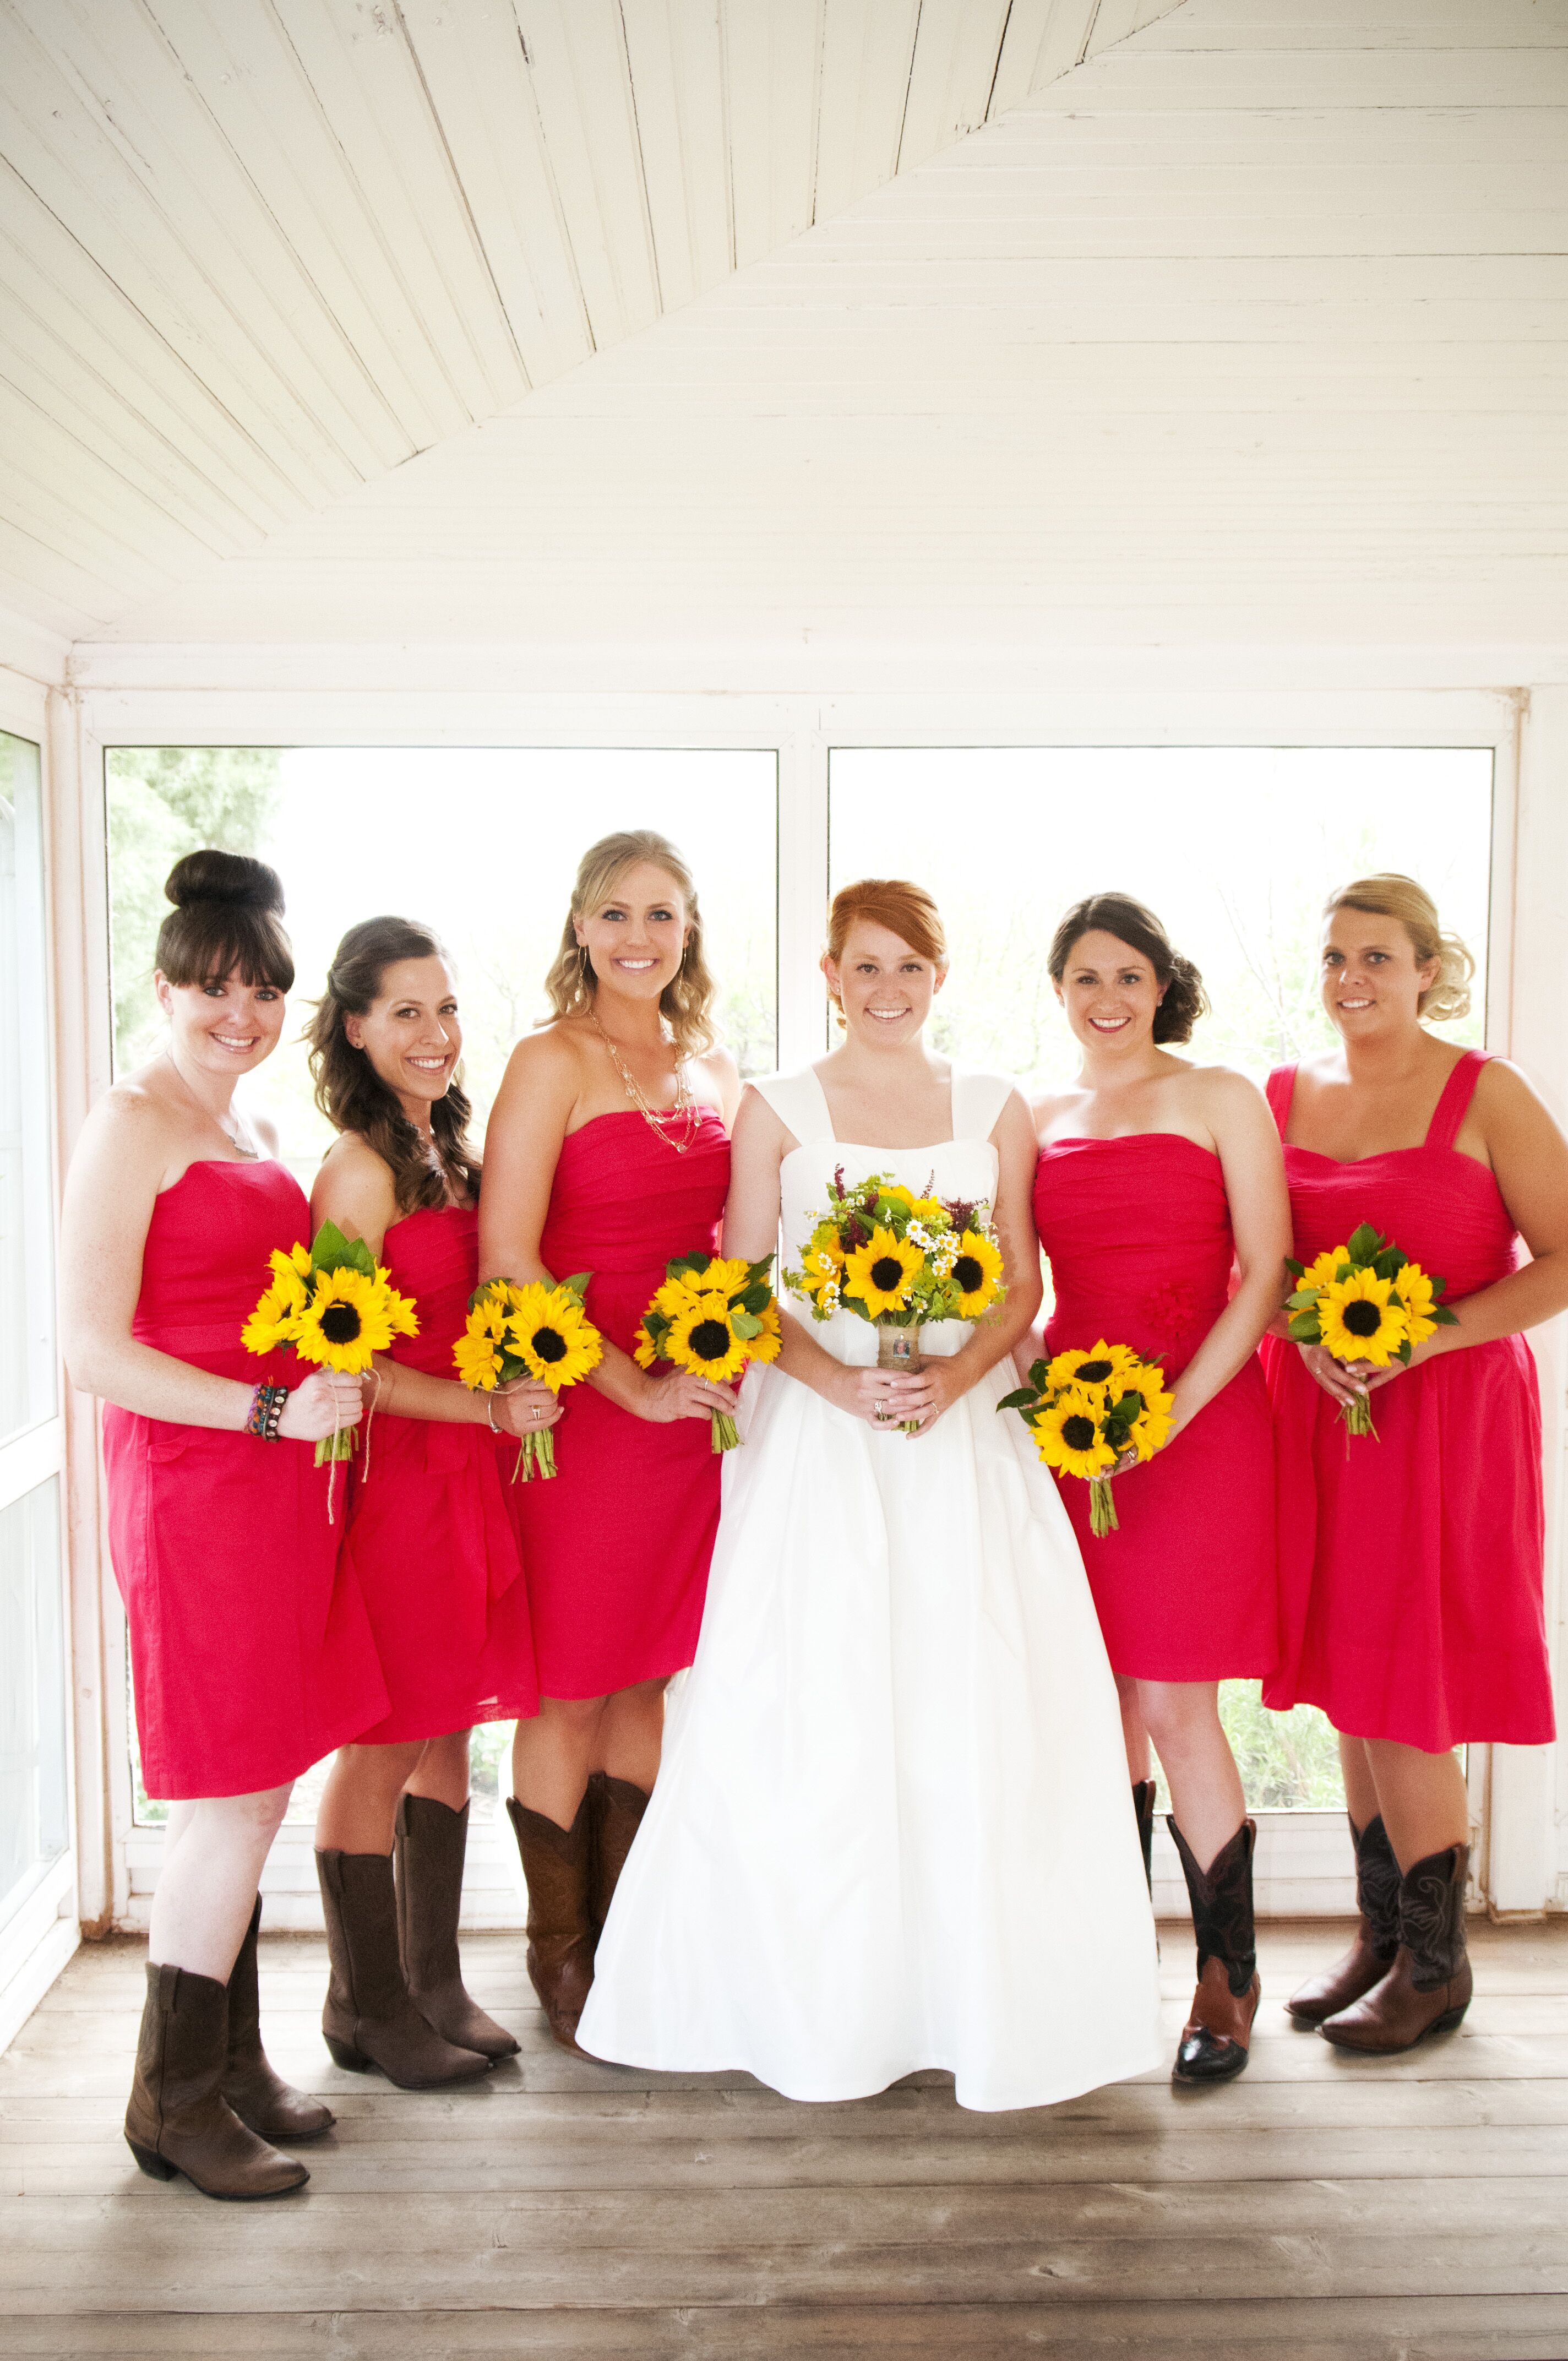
(711, 1410, 740, 1453)
(1339, 1394, 1378, 1443)
(314, 1428, 358, 1468)
(513, 1428, 558, 1482)
(1088, 1476, 1119, 1538)
(876, 1320, 924, 1437)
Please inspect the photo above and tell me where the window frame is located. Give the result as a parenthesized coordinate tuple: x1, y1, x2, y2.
(61, 681, 1542, 1924)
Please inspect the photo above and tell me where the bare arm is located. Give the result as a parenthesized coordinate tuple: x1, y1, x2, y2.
(1163, 1072, 1291, 1442)
(899, 1089, 1046, 1435)
(59, 1090, 357, 1443)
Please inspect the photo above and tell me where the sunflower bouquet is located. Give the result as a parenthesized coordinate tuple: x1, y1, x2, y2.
(633, 1250, 781, 1451)
(998, 1342, 1174, 1537)
(454, 1274, 603, 1479)
(1284, 1223, 1457, 1438)
(241, 1218, 418, 1468)
(784, 1170, 1005, 1435)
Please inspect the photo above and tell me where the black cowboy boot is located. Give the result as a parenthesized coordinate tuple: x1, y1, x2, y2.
(1287, 1814, 1400, 2028)
(1131, 1780, 1156, 1897)
(1169, 1816, 1260, 2085)
(1320, 1843, 1472, 2054)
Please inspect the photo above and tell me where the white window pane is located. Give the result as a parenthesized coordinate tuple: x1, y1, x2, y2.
(0, 728, 57, 1441)
(0, 1477, 68, 1929)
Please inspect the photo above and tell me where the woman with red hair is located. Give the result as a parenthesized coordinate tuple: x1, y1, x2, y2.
(576, 879, 1160, 2110)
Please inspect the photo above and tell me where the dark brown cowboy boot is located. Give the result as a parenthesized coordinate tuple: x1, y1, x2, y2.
(221, 1896, 334, 2140)
(1169, 1816, 1260, 2085)
(590, 1774, 650, 1936)
(395, 1794, 519, 2059)
(1288, 1814, 1400, 2028)
(1320, 1843, 1473, 2054)
(125, 1960, 307, 2199)
(506, 1791, 596, 2055)
(315, 1848, 491, 2088)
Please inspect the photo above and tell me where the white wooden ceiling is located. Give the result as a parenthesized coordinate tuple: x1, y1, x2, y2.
(0, 0, 1185, 641)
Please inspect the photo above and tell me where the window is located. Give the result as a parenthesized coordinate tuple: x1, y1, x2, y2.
(0, 1479, 68, 1934)
(0, 728, 56, 1443)
(830, 744, 1494, 1807)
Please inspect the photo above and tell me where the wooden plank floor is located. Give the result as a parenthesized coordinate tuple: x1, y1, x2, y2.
(3, 1922, 1567, 2360)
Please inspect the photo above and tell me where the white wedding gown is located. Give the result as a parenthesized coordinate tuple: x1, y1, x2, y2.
(577, 1066, 1162, 2111)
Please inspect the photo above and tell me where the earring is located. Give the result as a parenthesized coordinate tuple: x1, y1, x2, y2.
(579, 944, 590, 982)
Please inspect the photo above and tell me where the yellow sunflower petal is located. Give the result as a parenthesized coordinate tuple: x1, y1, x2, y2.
(1317, 1267, 1408, 1368)
(842, 1227, 924, 1319)
(1032, 1385, 1117, 1481)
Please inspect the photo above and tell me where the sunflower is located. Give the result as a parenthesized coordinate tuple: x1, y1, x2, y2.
(1032, 1386, 1117, 1481)
(664, 1287, 750, 1384)
(241, 1269, 308, 1357)
(269, 1241, 313, 1286)
(1317, 1268, 1408, 1368)
(842, 1226, 924, 1318)
(1046, 1339, 1144, 1394)
(1298, 1245, 1351, 1296)
(454, 1297, 510, 1390)
(295, 1265, 414, 1374)
(504, 1281, 603, 1392)
(747, 1298, 783, 1363)
(1393, 1260, 1442, 1346)
(1120, 1366, 1176, 1461)
(949, 1229, 1004, 1318)
(632, 1321, 658, 1369)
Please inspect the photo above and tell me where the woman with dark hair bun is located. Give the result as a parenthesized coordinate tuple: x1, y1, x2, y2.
(59, 850, 387, 2201)
(305, 916, 556, 2090)
(1032, 892, 1288, 2086)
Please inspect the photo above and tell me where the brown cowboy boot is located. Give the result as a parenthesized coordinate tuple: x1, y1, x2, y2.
(1169, 1817, 1260, 2085)
(1130, 1780, 1156, 1898)
(590, 1774, 650, 1936)
(506, 1791, 596, 2055)
(1320, 1843, 1473, 2054)
(1287, 1815, 1400, 2028)
(315, 1849, 491, 2088)
(221, 1896, 334, 2140)
(395, 1794, 519, 2060)
(125, 1960, 308, 2199)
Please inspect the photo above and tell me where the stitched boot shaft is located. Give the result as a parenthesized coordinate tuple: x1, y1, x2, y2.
(506, 1792, 596, 2055)
(221, 1897, 334, 2139)
(315, 1848, 491, 2088)
(1130, 1781, 1156, 1898)
(1168, 1817, 1260, 2084)
(1319, 1843, 1473, 2054)
(124, 1960, 308, 2199)
(591, 1775, 651, 1935)
(1287, 1815, 1401, 2027)
(394, 1796, 520, 2060)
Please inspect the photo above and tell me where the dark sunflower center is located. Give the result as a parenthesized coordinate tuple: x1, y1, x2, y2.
(319, 1303, 362, 1344)
(953, 1257, 983, 1294)
(1342, 1299, 1382, 1337)
(1061, 1414, 1098, 1452)
(1076, 1357, 1113, 1383)
(870, 1256, 904, 1291)
(690, 1319, 733, 1362)
(530, 1326, 567, 1363)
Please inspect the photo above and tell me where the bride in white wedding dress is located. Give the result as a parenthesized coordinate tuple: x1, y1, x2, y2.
(577, 879, 1162, 2110)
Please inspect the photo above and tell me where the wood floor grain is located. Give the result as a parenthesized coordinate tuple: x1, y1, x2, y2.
(2, 1922, 1565, 2360)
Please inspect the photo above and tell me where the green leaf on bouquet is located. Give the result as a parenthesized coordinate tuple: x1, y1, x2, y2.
(995, 1387, 1039, 1415)
(738, 1282, 772, 1314)
(1028, 1359, 1049, 1390)
(1284, 1256, 1305, 1279)
(1430, 1274, 1449, 1298)
(560, 1271, 593, 1301)
(669, 1250, 713, 1280)
(1396, 1339, 1413, 1363)
(1288, 1310, 1324, 1342)
(1286, 1287, 1321, 1309)
(1430, 1304, 1461, 1326)
(746, 1254, 777, 1286)
(731, 1310, 763, 1340)
(1373, 1246, 1409, 1280)
(1346, 1222, 1385, 1266)
(310, 1218, 376, 1277)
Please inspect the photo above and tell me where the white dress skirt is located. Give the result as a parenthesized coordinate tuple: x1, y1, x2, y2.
(576, 1065, 1162, 2112)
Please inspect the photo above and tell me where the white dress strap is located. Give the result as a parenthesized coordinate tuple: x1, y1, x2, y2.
(950, 1069, 1015, 1144)
(750, 1065, 836, 1150)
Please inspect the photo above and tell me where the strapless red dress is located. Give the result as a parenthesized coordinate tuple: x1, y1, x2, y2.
(506, 1109, 732, 1698)
(340, 1205, 537, 1743)
(102, 1160, 388, 1799)
(1033, 1133, 1279, 1680)
(1262, 1052, 1554, 1750)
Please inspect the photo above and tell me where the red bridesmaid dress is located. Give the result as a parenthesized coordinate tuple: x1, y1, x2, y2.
(102, 1160, 388, 1799)
(1033, 1134, 1278, 1679)
(340, 1205, 538, 1743)
(507, 1109, 732, 1698)
(1262, 1052, 1554, 1749)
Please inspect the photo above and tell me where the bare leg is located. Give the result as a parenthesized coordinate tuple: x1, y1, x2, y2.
(1117, 1674, 1152, 1786)
(1338, 1731, 1381, 1831)
(1362, 1737, 1469, 1872)
(315, 1741, 425, 1856)
(403, 1729, 473, 1812)
(511, 1697, 606, 1830)
(148, 1786, 293, 1982)
(1138, 1680, 1246, 1870)
(599, 1680, 666, 1792)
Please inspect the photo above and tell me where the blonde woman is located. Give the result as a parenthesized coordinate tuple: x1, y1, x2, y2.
(1265, 875, 1567, 2052)
(478, 832, 742, 2052)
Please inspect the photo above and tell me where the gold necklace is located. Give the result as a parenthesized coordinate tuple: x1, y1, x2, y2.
(587, 1004, 701, 1154)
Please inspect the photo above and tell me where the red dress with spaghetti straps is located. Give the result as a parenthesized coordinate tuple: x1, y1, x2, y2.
(1033, 1134, 1278, 1679)
(505, 1108, 732, 1698)
(1262, 1051, 1554, 1749)
(339, 1206, 538, 1743)
(102, 1159, 389, 1799)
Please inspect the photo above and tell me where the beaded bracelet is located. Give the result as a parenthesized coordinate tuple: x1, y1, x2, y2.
(245, 1382, 288, 1440)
